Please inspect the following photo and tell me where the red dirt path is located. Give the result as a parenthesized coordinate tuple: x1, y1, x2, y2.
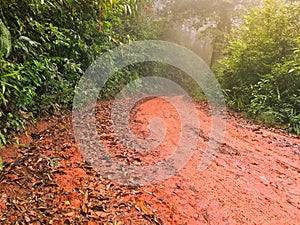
(0, 97, 299, 224)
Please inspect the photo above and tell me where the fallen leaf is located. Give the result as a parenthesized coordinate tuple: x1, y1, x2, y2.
(135, 198, 154, 216)
(81, 203, 88, 214)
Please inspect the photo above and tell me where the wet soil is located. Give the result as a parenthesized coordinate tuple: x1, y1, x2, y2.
(0, 97, 299, 224)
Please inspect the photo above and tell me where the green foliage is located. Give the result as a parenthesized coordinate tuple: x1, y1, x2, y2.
(219, 0, 300, 133)
(289, 108, 300, 135)
(42, 154, 61, 166)
(0, 19, 11, 58)
(0, 156, 3, 170)
(0, 0, 161, 146)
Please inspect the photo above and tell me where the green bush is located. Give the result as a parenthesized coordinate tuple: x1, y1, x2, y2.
(0, 0, 160, 147)
(218, 0, 300, 133)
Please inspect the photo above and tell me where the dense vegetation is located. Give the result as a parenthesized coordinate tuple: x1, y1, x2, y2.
(0, 0, 160, 147)
(217, 0, 300, 134)
(0, 0, 299, 148)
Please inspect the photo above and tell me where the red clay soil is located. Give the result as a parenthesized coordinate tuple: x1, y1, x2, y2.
(0, 96, 299, 225)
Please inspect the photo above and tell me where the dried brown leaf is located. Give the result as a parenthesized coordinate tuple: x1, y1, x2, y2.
(135, 198, 154, 216)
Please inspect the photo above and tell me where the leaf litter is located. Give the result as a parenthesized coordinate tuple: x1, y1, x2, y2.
(0, 97, 299, 224)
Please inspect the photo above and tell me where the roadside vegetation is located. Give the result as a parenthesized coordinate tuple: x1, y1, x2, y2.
(0, 0, 162, 147)
(0, 0, 299, 148)
(217, 0, 300, 134)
